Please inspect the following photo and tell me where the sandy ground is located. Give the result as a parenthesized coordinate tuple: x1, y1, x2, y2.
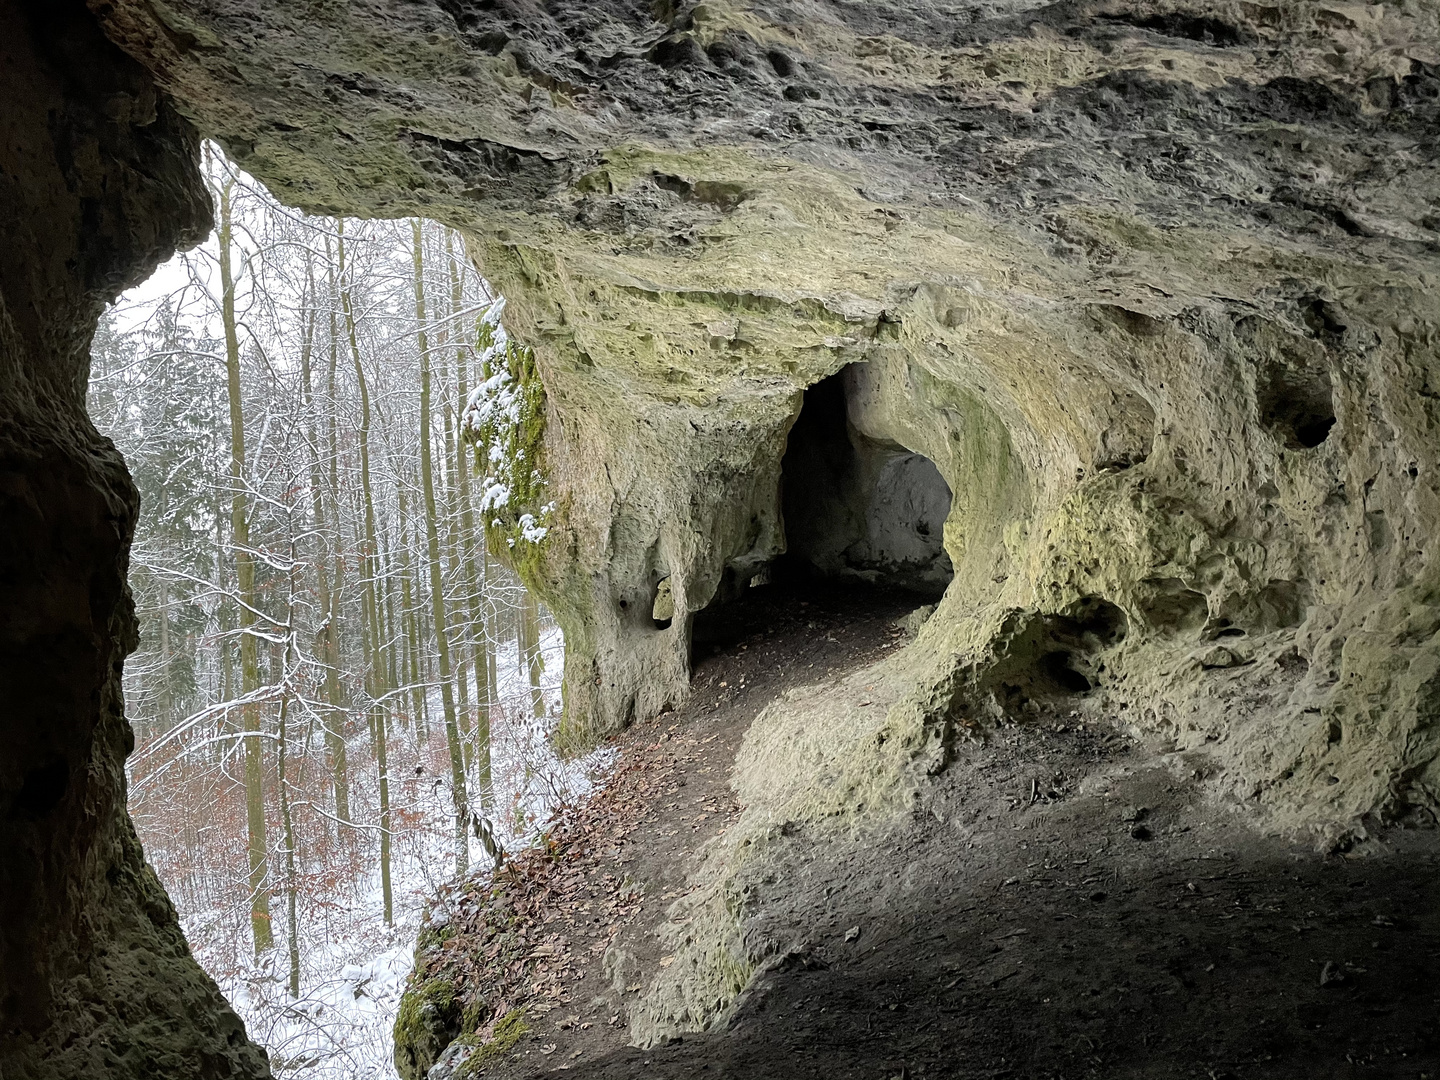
(468, 582, 1440, 1080)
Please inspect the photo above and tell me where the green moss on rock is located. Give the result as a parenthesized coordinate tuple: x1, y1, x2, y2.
(394, 977, 464, 1080)
(463, 308, 555, 583)
(449, 1008, 530, 1078)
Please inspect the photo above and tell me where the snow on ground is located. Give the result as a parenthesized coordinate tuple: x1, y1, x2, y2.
(141, 626, 614, 1079)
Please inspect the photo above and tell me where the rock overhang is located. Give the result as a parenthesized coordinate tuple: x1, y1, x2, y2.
(82, 0, 1440, 817)
(1, 0, 1438, 1073)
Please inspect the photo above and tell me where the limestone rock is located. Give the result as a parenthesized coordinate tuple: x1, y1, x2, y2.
(7, 0, 1440, 1066)
(87, 0, 1440, 822)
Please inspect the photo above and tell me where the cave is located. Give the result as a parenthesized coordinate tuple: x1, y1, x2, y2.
(777, 366, 954, 599)
(5, 0, 1440, 1077)
(690, 366, 953, 655)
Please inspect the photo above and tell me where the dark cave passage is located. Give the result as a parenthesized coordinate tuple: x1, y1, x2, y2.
(776, 366, 953, 599)
(691, 366, 953, 658)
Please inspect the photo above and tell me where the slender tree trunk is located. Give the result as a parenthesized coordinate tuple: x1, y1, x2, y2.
(520, 588, 546, 720)
(323, 240, 349, 823)
(156, 570, 171, 731)
(277, 574, 301, 999)
(216, 481, 235, 744)
(395, 473, 427, 740)
(415, 220, 468, 876)
(218, 170, 272, 955)
(339, 220, 393, 923)
(155, 482, 171, 735)
(383, 538, 401, 708)
(302, 251, 350, 824)
(436, 308, 473, 760)
(484, 552, 498, 729)
(448, 230, 495, 806)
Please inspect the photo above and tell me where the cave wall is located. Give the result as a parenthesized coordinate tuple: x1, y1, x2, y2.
(85, 0, 1440, 827)
(0, 2, 270, 1076)
(0, 0, 1432, 1066)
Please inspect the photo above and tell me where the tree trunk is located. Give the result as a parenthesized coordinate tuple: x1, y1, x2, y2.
(339, 220, 393, 924)
(216, 480, 235, 744)
(322, 238, 350, 823)
(415, 219, 469, 877)
(395, 471, 427, 740)
(218, 170, 271, 955)
(435, 295, 473, 764)
(156, 568, 171, 731)
(448, 230, 495, 806)
(277, 569, 301, 999)
(520, 588, 546, 720)
(302, 249, 350, 824)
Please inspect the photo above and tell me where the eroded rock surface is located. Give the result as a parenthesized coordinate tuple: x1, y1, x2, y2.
(0, 2, 270, 1076)
(91, 0, 1440, 831)
(6, 0, 1440, 1069)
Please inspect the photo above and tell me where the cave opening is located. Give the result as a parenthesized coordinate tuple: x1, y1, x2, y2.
(775, 366, 954, 598)
(691, 366, 953, 656)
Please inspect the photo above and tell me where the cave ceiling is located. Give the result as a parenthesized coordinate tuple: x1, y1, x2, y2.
(91, 0, 1440, 820)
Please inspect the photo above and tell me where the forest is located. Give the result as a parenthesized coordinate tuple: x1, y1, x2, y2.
(91, 149, 604, 1077)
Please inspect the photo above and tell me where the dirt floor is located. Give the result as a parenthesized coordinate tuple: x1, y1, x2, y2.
(461, 581, 1440, 1080)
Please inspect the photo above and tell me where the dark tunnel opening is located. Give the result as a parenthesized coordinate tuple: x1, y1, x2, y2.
(691, 366, 953, 657)
(774, 367, 954, 599)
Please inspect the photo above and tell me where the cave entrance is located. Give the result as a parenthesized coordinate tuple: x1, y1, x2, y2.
(691, 366, 953, 656)
(776, 366, 954, 598)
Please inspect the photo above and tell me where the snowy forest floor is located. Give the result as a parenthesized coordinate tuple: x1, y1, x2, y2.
(135, 624, 614, 1079)
(433, 580, 1440, 1080)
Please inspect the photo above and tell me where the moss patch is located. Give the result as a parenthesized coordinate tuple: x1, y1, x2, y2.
(393, 976, 462, 1080)
(451, 1007, 530, 1078)
(462, 305, 553, 571)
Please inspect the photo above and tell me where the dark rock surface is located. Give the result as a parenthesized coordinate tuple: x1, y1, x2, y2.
(0, 2, 268, 1076)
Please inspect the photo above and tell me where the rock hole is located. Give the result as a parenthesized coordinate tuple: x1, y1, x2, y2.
(986, 597, 1128, 712)
(1256, 354, 1336, 450)
(1098, 12, 1254, 46)
(1051, 596, 1129, 650)
(1136, 577, 1209, 636)
(647, 34, 705, 69)
(652, 577, 675, 630)
(1253, 579, 1308, 630)
(1041, 651, 1092, 694)
(775, 366, 954, 600)
(766, 49, 795, 77)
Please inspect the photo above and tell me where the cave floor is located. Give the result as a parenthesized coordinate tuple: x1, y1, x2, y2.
(474, 583, 1440, 1080)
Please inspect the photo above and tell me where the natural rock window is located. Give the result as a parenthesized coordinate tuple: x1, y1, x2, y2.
(652, 576, 675, 630)
(777, 367, 954, 600)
